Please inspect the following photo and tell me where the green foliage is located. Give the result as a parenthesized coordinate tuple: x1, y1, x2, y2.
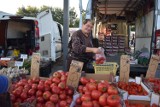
(16, 5, 79, 27)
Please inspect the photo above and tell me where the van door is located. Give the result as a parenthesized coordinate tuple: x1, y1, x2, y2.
(37, 9, 57, 61)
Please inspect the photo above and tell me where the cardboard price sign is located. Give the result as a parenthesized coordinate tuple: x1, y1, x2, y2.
(119, 55, 130, 82)
(66, 60, 83, 89)
(146, 55, 160, 78)
(30, 53, 41, 78)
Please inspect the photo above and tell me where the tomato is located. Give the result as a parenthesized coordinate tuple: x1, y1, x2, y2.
(83, 86, 89, 93)
(28, 79, 33, 84)
(87, 83, 97, 91)
(10, 94, 16, 103)
(59, 93, 67, 100)
(59, 100, 67, 107)
(50, 94, 59, 103)
(28, 89, 35, 96)
(14, 89, 22, 97)
(43, 91, 52, 100)
(80, 77, 89, 85)
(52, 77, 61, 84)
(53, 72, 61, 78)
(20, 92, 27, 100)
(58, 82, 66, 90)
(61, 75, 67, 82)
(45, 79, 52, 86)
(37, 97, 44, 103)
(107, 95, 121, 107)
(32, 84, 38, 90)
(98, 83, 107, 93)
(67, 88, 74, 95)
(17, 81, 25, 87)
(32, 77, 40, 83)
(24, 84, 31, 90)
(76, 97, 82, 105)
(66, 97, 72, 104)
(36, 90, 43, 97)
(85, 91, 91, 95)
(91, 90, 102, 100)
(36, 103, 44, 107)
(152, 103, 158, 107)
(45, 101, 55, 107)
(39, 80, 45, 85)
(107, 86, 118, 95)
(37, 84, 44, 91)
(92, 100, 100, 107)
(82, 101, 93, 107)
(52, 86, 60, 94)
(99, 95, 107, 106)
(81, 94, 91, 102)
(44, 85, 51, 91)
(89, 78, 96, 83)
(50, 83, 57, 88)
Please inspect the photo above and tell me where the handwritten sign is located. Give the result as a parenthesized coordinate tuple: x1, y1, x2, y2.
(30, 53, 41, 78)
(146, 55, 160, 78)
(20, 54, 28, 60)
(119, 55, 130, 82)
(66, 60, 83, 89)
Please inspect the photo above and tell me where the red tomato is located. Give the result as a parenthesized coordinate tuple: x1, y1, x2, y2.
(107, 95, 121, 107)
(85, 91, 91, 95)
(59, 100, 67, 107)
(52, 77, 61, 84)
(32, 77, 40, 83)
(98, 82, 107, 93)
(67, 88, 74, 95)
(82, 101, 93, 107)
(20, 92, 27, 100)
(76, 97, 82, 105)
(52, 86, 60, 94)
(58, 82, 66, 90)
(36, 103, 44, 107)
(78, 85, 83, 93)
(90, 78, 96, 83)
(59, 93, 67, 100)
(80, 77, 89, 85)
(66, 97, 72, 104)
(83, 86, 89, 93)
(36, 90, 43, 97)
(99, 95, 107, 106)
(24, 84, 31, 90)
(39, 80, 45, 85)
(87, 83, 97, 91)
(45, 79, 52, 86)
(50, 83, 57, 88)
(45, 101, 55, 107)
(43, 91, 52, 100)
(91, 90, 102, 100)
(37, 84, 44, 91)
(10, 94, 16, 103)
(50, 94, 59, 103)
(32, 84, 38, 90)
(37, 97, 44, 103)
(53, 72, 61, 78)
(92, 100, 100, 107)
(107, 86, 118, 95)
(28, 89, 35, 96)
(152, 103, 158, 107)
(44, 85, 51, 91)
(60, 75, 67, 82)
(81, 94, 91, 102)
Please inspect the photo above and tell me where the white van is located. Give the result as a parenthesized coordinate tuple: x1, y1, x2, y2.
(0, 9, 62, 61)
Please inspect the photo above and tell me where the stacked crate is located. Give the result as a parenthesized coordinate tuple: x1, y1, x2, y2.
(118, 36, 125, 53)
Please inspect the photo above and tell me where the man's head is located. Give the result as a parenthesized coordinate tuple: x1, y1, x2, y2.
(82, 19, 93, 34)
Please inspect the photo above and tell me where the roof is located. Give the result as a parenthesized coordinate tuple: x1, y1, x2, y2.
(92, 0, 154, 22)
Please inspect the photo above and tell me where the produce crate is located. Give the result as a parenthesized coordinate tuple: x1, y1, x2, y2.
(93, 62, 119, 75)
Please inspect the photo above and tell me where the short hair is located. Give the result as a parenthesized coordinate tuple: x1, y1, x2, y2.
(83, 19, 94, 25)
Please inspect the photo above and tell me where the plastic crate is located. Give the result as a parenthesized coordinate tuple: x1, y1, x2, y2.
(93, 62, 119, 75)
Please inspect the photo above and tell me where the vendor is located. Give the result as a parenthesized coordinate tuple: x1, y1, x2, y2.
(67, 19, 101, 72)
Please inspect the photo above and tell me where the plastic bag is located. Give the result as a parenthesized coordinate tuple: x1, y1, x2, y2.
(95, 47, 106, 64)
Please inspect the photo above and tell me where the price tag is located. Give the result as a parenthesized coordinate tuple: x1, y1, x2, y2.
(146, 55, 160, 78)
(119, 55, 130, 82)
(15, 61, 23, 67)
(66, 60, 84, 89)
(20, 54, 28, 59)
(0, 58, 11, 60)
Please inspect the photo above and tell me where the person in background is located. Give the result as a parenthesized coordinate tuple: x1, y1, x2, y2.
(0, 46, 4, 58)
(67, 19, 102, 72)
(6, 46, 14, 57)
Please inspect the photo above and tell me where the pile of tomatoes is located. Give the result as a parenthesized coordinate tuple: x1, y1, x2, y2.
(145, 78, 160, 94)
(10, 71, 74, 107)
(125, 100, 158, 107)
(75, 77, 122, 107)
(118, 81, 148, 95)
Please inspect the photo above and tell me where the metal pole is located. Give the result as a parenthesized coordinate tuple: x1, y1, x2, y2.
(63, 0, 69, 71)
(79, 0, 83, 29)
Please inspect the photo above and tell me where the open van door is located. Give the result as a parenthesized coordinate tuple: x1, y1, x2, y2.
(37, 9, 61, 61)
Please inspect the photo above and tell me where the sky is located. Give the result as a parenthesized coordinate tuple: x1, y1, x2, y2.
(0, 0, 89, 17)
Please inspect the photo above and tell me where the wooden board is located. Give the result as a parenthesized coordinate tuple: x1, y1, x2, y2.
(119, 55, 130, 82)
(66, 60, 83, 89)
(146, 55, 160, 78)
(30, 53, 41, 78)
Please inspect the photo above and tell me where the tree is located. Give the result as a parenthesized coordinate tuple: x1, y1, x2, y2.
(16, 6, 79, 27)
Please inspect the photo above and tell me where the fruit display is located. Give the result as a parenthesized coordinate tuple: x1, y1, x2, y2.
(75, 77, 122, 107)
(143, 78, 160, 94)
(10, 71, 74, 107)
(118, 81, 148, 95)
(125, 100, 158, 107)
(0, 67, 29, 80)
